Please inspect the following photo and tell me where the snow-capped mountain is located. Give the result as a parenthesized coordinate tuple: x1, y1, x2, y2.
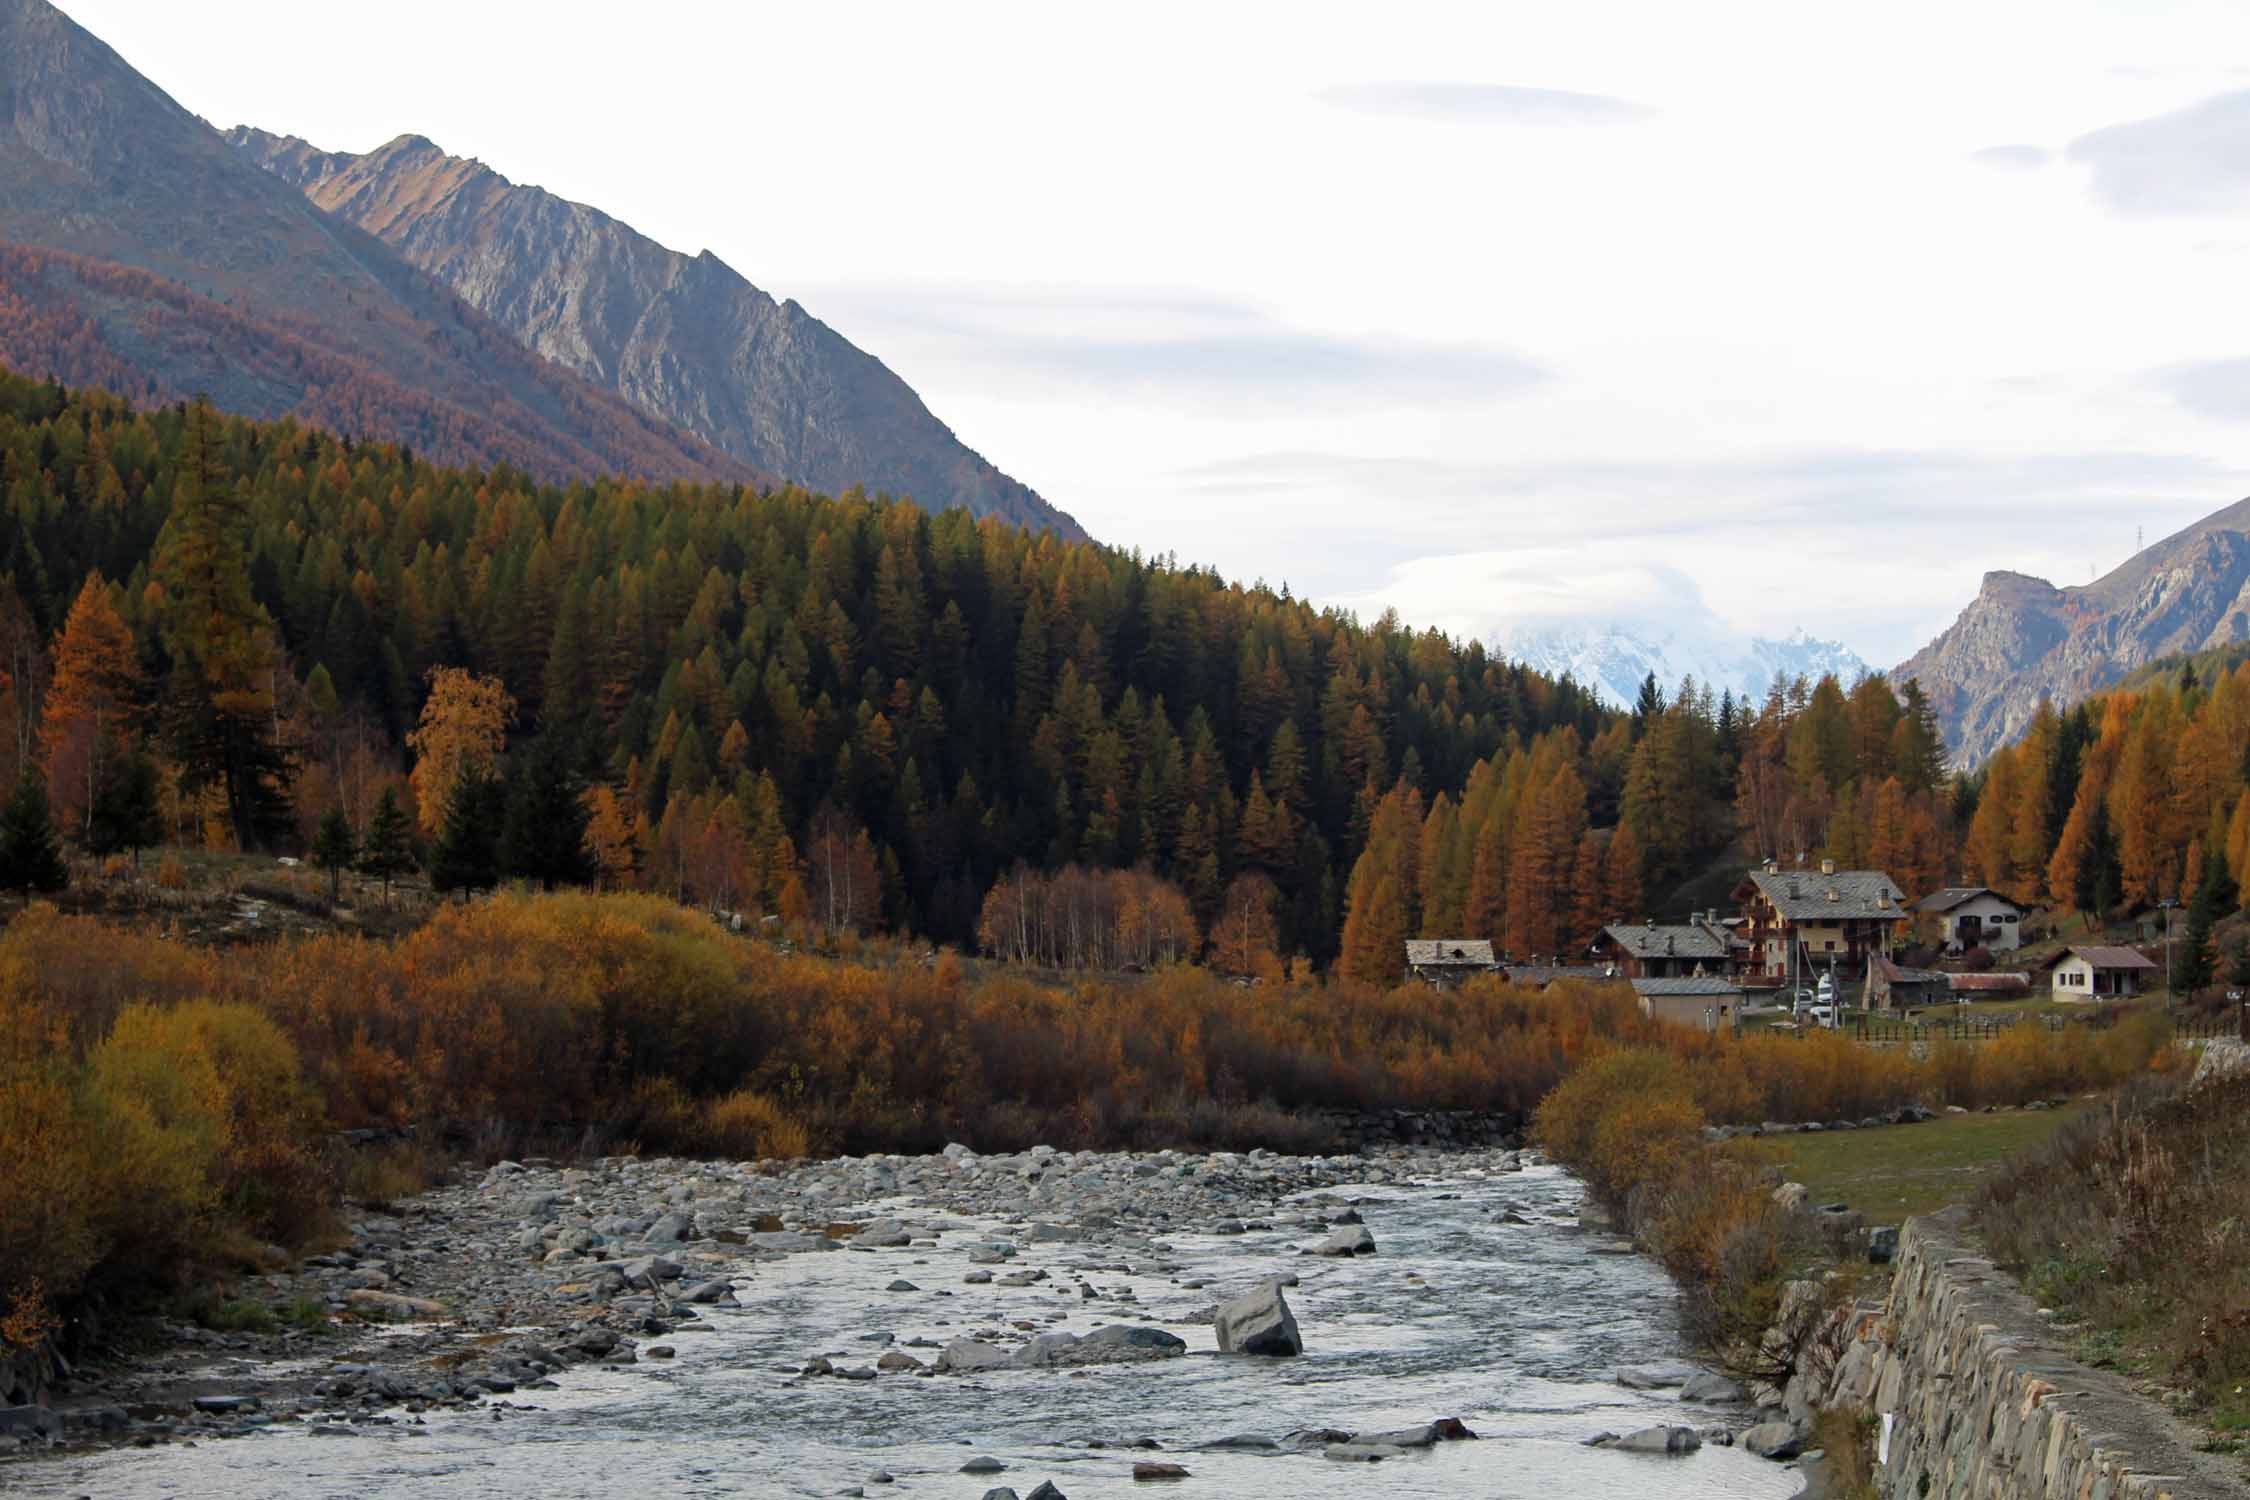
(1494, 624, 1874, 710)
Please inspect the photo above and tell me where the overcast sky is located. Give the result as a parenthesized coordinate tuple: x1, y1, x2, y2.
(65, 0, 2250, 665)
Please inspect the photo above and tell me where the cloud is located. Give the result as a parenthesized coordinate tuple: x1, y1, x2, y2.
(2146, 355, 2250, 419)
(1316, 82, 1650, 126)
(2066, 89, 2250, 213)
(1176, 445, 2243, 663)
(808, 283, 1549, 408)
(1970, 144, 2050, 170)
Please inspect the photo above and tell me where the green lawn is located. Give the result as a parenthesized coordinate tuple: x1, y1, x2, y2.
(1751, 1107, 2077, 1227)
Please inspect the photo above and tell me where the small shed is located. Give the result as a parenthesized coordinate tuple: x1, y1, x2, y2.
(1631, 975, 1745, 1033)
(1405, 939, 1499, 989)
(1866, 954, 1947, 1010)
(1504, 962, 1624, 990)
(2046, 946, 2156, 1001)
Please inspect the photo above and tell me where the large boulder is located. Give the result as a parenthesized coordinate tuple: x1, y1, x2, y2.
(1214, 1281, 1304, 1356)
(1742, 1420, 1805, 1459)
(1313, 1224, 1377, 1256)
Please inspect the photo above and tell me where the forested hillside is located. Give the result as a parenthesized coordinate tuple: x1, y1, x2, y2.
(0, 370, 1612, 957)
(12, 368, 2234, 970)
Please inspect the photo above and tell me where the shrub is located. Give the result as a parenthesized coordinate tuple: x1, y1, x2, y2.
(698, 1089, 811, 1161)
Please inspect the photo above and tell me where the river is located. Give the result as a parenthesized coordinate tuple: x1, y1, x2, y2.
(8, 1158, 1800, 1499)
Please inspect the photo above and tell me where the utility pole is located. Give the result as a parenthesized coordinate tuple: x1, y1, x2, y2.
(2159, 896, 2180, 1003)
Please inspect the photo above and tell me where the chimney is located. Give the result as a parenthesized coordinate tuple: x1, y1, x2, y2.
(1762, 856, 1777, 874)
(1821, 858, 1836, 876)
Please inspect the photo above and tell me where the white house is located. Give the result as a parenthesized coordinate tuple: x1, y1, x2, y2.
(1915, 886, 2028, 953)
(2046, 945, 2156, 1001)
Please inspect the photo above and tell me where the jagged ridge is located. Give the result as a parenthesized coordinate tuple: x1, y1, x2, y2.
(0, 0, 761, 486)
(1896, 497, 2250, 765)
(228, 127, 1086, 540)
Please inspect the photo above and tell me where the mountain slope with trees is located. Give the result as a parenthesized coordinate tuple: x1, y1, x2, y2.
(0, 366, 1614, 960)
(228, 128, 1086, 540)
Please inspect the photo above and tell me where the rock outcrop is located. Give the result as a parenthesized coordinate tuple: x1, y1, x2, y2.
(228, 127, 1084, 540)
(1897, 498, 2250, 766)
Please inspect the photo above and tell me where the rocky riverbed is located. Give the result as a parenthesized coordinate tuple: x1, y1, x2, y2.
(3, 1143, 1808, 1498)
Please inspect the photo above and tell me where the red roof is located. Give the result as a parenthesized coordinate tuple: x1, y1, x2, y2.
(1947, 972, 2031, 992)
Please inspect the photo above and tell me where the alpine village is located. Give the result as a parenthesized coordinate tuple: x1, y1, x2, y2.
(1, 3, 2248, 1498)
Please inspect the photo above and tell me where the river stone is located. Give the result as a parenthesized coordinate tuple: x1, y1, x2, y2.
(1324, 1441, 1406, 1461)
(1742, 1420, 1804, 1459)
(617, 1255, 683, 1284)
(1025, 1484, 1067, 1500)
(1313, 1224, 1377, 1256)
(936, 1337, 1011, 1372)
(1009, 1325, 1188, 1369)
(1615, 1360, 1699, 1389)
(1133, 1461, 1190, 1479)
(647, 1212, 695, 1242)
(1680, 1371, 1748, 1403)
(1214, 1282, 1303, 1356)
(961, 1455, 1006, 1473)
(1610, 1425, 1702, 1455)
(1352, 1417, 1477, 1446)
(979, 1491, 1018, 1500)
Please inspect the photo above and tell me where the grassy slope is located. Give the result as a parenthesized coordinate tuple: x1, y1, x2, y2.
(1752, 1108, 2075, 1226)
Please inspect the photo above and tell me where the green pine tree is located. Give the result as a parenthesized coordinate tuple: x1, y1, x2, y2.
(311, 805, 358, 904)
(358, 787, 418, 906)
(429, 764, 505, 896)
(2175, 851, 2227, 998)
(0, 771, 70, 900)
(500, 745, 595, 891)
(87, 751, 164, 866)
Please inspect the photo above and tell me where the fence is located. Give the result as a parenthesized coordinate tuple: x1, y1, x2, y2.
(1842, 1006, 2247, 1047)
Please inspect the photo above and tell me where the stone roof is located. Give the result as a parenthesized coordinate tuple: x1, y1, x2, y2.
(1631, 975, 1745, 997)
(1405, 939, 1496, 968)
(1599, 921, 1729, 961)
(2049, 945, 2156, 971)
(1739, 868, 1908, 922)
(1503, 963, 1620, 988)
(1872, 954, 1947, 984)
(1915, 886, 2023, 915)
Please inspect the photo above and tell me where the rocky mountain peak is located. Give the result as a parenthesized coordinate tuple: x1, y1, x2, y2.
(227, 125, 1084, 539)
(1897, 499, 2250, 766)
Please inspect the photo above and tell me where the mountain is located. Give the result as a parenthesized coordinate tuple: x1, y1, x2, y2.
(1493, 623, 1872, 710)
(0, 0, 757, 484)
(227, 128, 1086, 541)
(1896, 496, 2250, 766)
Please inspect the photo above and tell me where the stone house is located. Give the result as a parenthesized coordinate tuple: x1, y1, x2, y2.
(1405, 939, 1499, 989)
(1733, 859, 1908, 983)
(1866, 953, 1948, 1010)
(1591, 914, 1741, 979)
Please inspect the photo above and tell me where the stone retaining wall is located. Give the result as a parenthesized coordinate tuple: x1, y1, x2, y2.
(1805, 1206, 2242, 1500)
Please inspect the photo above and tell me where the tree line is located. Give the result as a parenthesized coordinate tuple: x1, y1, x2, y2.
(0, 370, 1612, 956)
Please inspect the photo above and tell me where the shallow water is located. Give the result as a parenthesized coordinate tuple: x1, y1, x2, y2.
(12, 1163, 1798, 1498)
